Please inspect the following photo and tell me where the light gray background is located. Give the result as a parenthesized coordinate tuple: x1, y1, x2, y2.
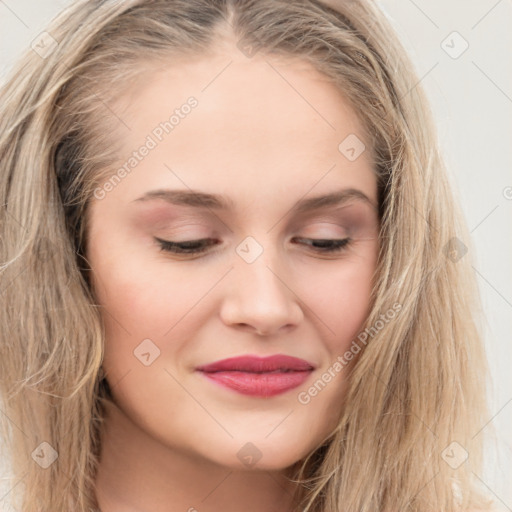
(1, 0, 511, 510)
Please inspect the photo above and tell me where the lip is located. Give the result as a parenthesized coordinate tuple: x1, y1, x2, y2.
(196, 354, 315, 397)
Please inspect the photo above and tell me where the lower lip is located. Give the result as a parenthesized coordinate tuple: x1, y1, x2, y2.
(198, 370, 312, 397)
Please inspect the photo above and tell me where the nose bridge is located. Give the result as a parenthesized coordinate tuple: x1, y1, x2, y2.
(235, 234, 288, 302)
(220, 234, 303, 334)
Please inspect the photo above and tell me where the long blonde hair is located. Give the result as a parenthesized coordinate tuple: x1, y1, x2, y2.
(0, 1, 491, 510)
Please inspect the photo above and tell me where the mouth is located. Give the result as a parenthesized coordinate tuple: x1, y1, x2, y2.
(195, 354, 315, 398)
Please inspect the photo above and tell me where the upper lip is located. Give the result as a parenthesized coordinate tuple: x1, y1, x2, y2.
(196, 354, 315, 373)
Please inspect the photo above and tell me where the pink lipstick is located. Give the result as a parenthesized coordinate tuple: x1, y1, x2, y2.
(196, 354, 315, 397)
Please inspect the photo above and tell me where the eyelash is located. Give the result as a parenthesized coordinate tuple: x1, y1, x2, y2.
(155, 237, 352, 255)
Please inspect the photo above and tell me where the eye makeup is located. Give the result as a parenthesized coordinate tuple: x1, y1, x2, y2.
(129, 194, 379, 259)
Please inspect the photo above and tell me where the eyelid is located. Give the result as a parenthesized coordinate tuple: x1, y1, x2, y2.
(302, 219, 348, 228)
(289, 209, 363, 227)
(154, 224, 214, 240)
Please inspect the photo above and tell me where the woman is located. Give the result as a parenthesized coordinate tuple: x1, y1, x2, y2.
(0, 0, 493, 511)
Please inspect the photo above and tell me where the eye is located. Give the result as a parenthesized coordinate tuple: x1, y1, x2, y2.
(155, 237, 217, 254)
(291, 237, 352, 253)
(154, 236, 352, 255)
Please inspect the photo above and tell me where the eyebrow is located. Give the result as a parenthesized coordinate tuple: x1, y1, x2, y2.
(132, 188, 377, 213)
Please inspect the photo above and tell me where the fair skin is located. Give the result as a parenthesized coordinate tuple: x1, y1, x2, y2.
(87, 40, 380, 512)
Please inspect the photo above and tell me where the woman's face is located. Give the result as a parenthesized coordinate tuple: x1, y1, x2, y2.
(86, 47, 380, 471)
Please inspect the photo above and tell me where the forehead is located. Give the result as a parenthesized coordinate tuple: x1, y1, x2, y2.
(100, 49, 376, 209)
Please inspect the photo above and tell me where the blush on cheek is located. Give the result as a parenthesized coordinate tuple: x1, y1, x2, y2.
(305, 266, 374, 347)
(95, 259, 208, 345)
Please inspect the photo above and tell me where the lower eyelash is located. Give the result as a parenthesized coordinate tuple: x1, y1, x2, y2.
(155, 237, 352, 255)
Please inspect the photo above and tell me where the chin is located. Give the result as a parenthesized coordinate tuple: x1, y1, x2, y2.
(202, 437, 314, 473)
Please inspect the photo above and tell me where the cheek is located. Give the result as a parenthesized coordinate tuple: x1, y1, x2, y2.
(297, 252, 378, 351)
(89, 246, 208, 379)
(91, 244, 206, 334)
(290, 253, 377, 430)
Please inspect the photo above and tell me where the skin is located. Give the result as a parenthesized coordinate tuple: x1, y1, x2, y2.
(87, 38, 380, 512)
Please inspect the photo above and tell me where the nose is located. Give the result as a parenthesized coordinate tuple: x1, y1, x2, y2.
(219, 243, 304, 337)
